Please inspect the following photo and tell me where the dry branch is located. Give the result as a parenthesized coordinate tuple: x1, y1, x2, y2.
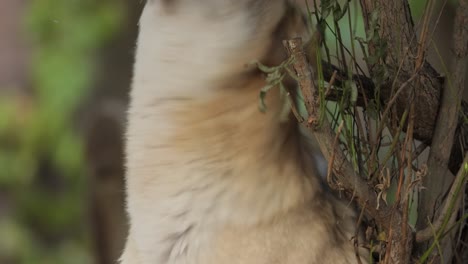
(319, 61, 467, 175)
(353, 0, 468, 261)
(416, 0, 468, 260)
(283, 37, 413, 264)
(359, 0, 443, 142)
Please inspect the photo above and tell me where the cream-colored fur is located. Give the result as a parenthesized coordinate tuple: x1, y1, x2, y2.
(121, 1, 366, 263)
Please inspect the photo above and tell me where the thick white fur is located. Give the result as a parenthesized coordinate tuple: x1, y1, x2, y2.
(121, 1, 366, 263)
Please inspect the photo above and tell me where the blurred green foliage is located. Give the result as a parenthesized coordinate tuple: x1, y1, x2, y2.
(0, 0, 123, 263)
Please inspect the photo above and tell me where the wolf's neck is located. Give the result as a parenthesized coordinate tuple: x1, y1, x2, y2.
(126, 78, 322, 262)
(129, 75, 320, 222)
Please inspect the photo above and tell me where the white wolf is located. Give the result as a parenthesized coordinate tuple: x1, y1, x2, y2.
(121, 0, 366, 263)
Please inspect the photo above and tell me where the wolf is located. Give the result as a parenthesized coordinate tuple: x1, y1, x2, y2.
(121, 0, 366, 263)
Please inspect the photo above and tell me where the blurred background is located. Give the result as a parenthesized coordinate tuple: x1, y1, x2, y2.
(0, 0, 460, 264)
(0, 0, 141, 263)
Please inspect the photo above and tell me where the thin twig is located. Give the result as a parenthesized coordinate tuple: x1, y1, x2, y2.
(327, 120, 345, 188)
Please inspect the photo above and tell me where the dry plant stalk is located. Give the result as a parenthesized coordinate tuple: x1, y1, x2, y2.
(283, 37, 412, 264)
(283, 0, 468, 262)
